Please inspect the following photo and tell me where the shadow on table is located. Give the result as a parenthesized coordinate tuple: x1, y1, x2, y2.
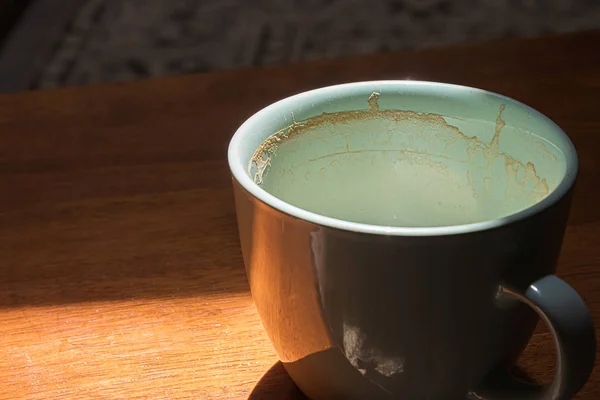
(0, 209, 252, 308)
(248, 358, 538, 400)
(249, 361, 308, 400)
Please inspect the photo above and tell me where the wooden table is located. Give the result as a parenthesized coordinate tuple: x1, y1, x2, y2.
(2, 31, 600, 399)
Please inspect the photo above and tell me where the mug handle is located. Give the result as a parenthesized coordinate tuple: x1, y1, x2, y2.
(470, 274, 596, 400)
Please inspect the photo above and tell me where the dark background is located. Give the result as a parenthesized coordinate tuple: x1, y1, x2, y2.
(0, 0, 599, 93)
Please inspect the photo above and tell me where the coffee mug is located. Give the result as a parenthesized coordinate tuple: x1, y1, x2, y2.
(228, 81, 595, 399)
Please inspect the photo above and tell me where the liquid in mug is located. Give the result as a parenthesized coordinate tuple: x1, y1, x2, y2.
(252, 94, 561, 228)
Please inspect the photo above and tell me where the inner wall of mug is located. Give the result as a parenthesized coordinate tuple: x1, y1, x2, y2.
(235, 82, 572, 228)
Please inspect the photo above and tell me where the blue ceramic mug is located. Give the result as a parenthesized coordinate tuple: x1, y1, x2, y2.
(228, 81, 595, 399)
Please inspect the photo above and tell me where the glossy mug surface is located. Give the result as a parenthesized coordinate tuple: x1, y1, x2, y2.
(228, 81, 595, 399)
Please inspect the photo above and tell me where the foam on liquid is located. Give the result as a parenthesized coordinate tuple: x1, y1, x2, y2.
(251, 94, 556, 228)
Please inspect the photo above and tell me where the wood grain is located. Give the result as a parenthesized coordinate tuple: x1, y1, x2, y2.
(1, 31, 600, 399)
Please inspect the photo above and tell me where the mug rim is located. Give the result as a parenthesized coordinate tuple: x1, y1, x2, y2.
(228, 80, 578, 237)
